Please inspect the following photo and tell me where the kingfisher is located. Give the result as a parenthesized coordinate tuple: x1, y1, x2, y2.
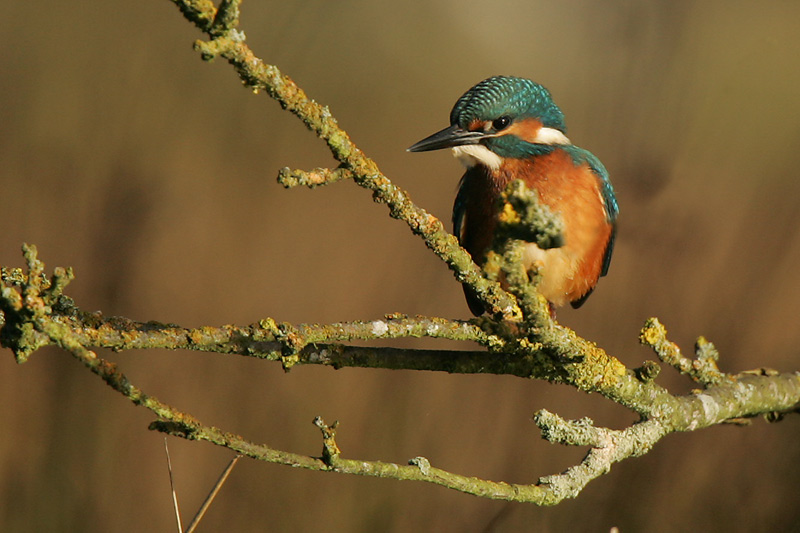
(408, 76, 618, 315)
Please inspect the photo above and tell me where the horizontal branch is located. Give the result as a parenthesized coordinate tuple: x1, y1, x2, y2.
(4, 244, 800, 506)
(1, 248, 669, 416)
(3, 0, 799, 509)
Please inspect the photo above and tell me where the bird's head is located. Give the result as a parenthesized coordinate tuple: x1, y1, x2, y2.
(408, 76, 570, 169)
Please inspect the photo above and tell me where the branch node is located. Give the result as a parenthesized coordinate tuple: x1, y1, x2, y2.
(42, 266, 75, 304)
(765, 411, 785, 423)
(209, 0, 241, 38)
(694, 336, 719, 362)
(640, 318, 728, 387)
(150, 420, 200, 440)
(738, 367, 781, 377)
(193, 39, 216, 61)
(258, 317, 305, 370)
(635, 360, 661, 383)
(534, 409, 602, 447)
(0, 244, 71, 363)
(408, 456, 431, 476)
(313, 416, 341, 467)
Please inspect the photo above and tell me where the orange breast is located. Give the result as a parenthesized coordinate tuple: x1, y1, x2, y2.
(459, 149, 612, 307)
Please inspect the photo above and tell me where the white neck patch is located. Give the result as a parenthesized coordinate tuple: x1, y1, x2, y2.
(450, 127, 570, 170)
(533, 127, 571, 145)
(452, 144, 503, 170)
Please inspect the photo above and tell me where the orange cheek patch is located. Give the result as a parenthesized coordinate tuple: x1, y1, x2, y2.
(501, 118, 543, 143)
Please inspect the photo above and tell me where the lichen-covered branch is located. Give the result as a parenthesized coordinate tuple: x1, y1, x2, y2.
(4, 247, 800, 504)
(640, 317, 728, 387)
(2, 0, 800, 508)
(277, 166, 353, 189)
(172, 0, 522, 321)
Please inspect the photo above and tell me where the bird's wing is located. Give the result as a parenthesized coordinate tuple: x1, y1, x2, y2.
(452, 174, 468, 243)
(563, 145, 618, 278)
(453, 172, 488, 316)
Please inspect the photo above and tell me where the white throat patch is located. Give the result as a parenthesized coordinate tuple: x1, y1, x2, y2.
(450, 127, 570, 170)
(452, 144, 503, 170)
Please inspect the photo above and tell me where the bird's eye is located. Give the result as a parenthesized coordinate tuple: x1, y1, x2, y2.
(492, 116, 511, 131)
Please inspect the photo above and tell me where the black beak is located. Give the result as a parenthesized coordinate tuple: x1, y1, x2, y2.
(407, 124, 485, 152)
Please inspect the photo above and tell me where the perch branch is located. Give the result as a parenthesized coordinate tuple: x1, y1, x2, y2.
(4, 242, 800, 506)
(2, 0, 800, 507)
(174, 0, 523, 321)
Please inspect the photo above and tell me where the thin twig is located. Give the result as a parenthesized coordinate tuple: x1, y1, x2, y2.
(164, 438, 183, 533)
(3, 246, 800, 504)
(185, 455, 242, 533)
(2, 1, 800, 509)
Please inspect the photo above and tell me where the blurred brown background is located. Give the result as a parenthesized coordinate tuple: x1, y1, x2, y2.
(3, 1, 800, 531)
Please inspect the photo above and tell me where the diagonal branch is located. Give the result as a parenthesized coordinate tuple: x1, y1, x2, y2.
(172, 0, 522, 321)
(3, 1, 800, 508)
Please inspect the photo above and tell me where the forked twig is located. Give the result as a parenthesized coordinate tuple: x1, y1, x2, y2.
(1, 0, 799, 509)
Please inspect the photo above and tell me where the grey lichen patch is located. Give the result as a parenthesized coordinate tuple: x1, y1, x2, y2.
(409, 456, 431, 476)
(5, 1, 800, 506)
(535, 409, 601, 447)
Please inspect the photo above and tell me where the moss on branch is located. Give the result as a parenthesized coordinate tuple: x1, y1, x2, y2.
(4, 240, 800, 506)
(2, 0, 799, 507)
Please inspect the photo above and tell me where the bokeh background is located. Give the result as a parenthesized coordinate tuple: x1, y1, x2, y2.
(3, 1, 800, 531)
